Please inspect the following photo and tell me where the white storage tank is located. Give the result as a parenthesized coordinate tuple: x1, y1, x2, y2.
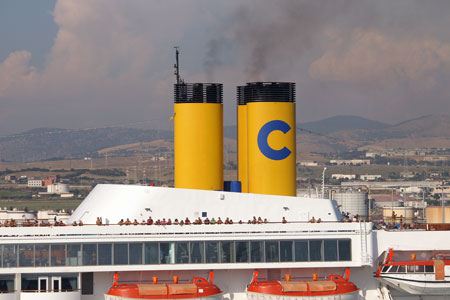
(332, 190, 369, 220)
(47, 183, 70, 194)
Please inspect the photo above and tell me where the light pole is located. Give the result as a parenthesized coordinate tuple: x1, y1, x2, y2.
(322, 167, 327, 199)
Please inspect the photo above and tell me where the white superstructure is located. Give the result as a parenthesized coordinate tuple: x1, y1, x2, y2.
(0, 184, 449, 300)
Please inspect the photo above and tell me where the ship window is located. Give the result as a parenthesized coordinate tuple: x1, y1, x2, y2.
(82, 244, 97, 266)
(280, 241, 293, 262)
(144, 243, 159, 264)
(3, 245, 17, 268)
(66, 244, 82, 266)
(309, 240, 323, 262)
(220, 241, 234, 263)
(114, 244, 128, 265)
(381, 266, 390, 273)
(388, 266, 398, 273)
(265, 241, 279, 262)
(35, 244, 49, 267)
(190, 242, 204, 264)
(416, 265, 425, 272)
(324, 240, 338, 261)
(397, 265, 405, 273)
(51, 244, 66, 266)
(294, 240, 309, 262)
(407, 265, 415, 272)
(176, 242, 189, 264)
(338, 240, 351, 261)
(61, 274, 77, 292)
(425, 265, 434, 273)
(250, 241, 264, 263)
(21, 274, 38, 291)
(129, 243, 143, 264)
(205, 242, 219, 263)
(236, 242, 249, 263)
(0, 275, 14, 293)
(98, 244, 112, 265)
(19, 244, 34, 267)
(81, 272, 93, 295)
(160, 242, 175, 264)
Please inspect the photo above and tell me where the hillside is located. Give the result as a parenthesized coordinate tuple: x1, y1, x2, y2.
(1, 115, 449, 162)
(0, 127, 171, 162)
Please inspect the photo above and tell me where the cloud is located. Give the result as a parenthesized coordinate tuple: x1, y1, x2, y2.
(309, 28, 450, 90)
(0, 51, 36, 96)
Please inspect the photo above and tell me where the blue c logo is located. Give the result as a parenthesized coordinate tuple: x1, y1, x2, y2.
(257, 120, 292, 160)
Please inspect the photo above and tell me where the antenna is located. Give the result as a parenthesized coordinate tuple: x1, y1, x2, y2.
(174, 46, 183, 84)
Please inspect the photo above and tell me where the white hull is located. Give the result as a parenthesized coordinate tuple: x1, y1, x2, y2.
(246, 291, 359, 300)
(379, 276, 450, 295)
(104, 293, 224, 300)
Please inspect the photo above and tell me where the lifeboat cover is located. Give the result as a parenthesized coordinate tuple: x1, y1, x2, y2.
(137, 284, 168, 296)
(168, 284, 197, 295)
(307, 281, 337, 292)
(278, 281, 308, 292)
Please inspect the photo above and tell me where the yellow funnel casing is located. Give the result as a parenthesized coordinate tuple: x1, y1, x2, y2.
(174, 103, 223, 190)
(247, 102, 296, 196)
(237, 105, 248, 193)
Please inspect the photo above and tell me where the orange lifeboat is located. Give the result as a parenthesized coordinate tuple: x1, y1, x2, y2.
(105, 274, 223, 300)
(246, 270, 359, 300)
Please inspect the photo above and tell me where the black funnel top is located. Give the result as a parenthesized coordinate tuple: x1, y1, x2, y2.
(237, 82, 295, 105)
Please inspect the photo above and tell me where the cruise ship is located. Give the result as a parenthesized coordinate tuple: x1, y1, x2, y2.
(0, 59, 449, 300)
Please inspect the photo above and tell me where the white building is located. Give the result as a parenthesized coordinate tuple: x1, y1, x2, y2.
(27, 178, 43, 187)
(332, 174, 356, 180)
(329, 159, 370, 166)
(361, 174, 382, 181)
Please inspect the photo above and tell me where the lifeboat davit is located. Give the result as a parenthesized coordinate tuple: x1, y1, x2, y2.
(246, 270, 359, 300)
(105, 273, 223, 300)
(375, 248, 450, 295)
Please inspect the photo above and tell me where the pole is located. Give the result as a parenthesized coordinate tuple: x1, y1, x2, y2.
(391, 188, 394, 223)
(442, 186, 445, 224)
(322, 167, 327, 199)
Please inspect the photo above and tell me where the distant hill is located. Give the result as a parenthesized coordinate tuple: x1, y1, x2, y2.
(0, 127, 171, 162)
(298, 115, 389, 134)
(1, 114, 449, 162)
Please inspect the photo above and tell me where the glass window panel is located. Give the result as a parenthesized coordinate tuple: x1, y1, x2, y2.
(416, 265, 425, 272)
(51, 244, 66, 266)
(265, 241, 279, 263)
(324, 240, 338, 261)
(160, 242, 175, 264)
(280, 241, 293, 262)
(176, 243, 189, 264)
(82, 244, 97, 266)
(407, 265, 415, 272)
(190, 242, 204, 264)
(114, 244, 128, 265)
(35, 244, 50, 267)
(250, 241, 264, 263)
(19, 244, 34, 267)
(66, 244, 82, 266)
(398, 265, 405, 273)
(3, 245, 17, 267)
(98, 244, 112, 265)
(61, 275, 77, 292)
(338, 240, 351, 261)
(309, 240, 323, 262)
(144, 243, 159, 264)
(381, 266, 389, 273)
(425, 265, 434, 273)
(294, 241, 309, 262)
(0, 275, 14, 293)
(205, 242, 219, 263)
(129, 243, 143, 265)
(236, 242, 249, 263)
(220, 242, 234, 263)
(21, 275, 38, 291)
(388, 266, 398, 273)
